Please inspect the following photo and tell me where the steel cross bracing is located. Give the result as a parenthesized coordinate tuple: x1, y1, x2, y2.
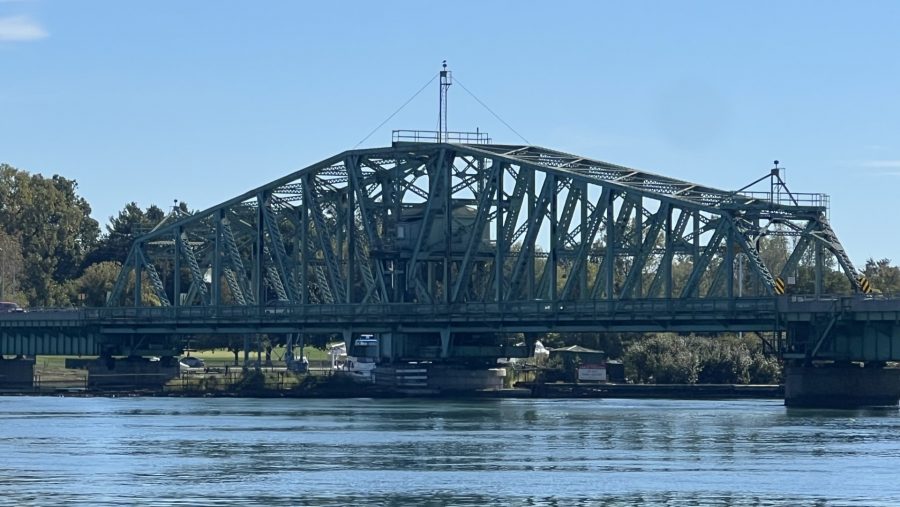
(108, 143, 862, 313)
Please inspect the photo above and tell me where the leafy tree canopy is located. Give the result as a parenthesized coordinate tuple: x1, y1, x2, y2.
(0, 164, 99, 306)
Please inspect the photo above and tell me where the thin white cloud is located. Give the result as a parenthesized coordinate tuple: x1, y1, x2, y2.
(861, 160, 900, 169)
(0, 15, 47, 42)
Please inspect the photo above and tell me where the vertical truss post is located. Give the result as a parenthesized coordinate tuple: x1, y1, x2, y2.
(406, 150, 447, 303)
(300, 186, 309, 304)
(495, 164, 505, 302)
(539, 177, 581, 300)
(452, 160, 500, 303)
(730, 217, 777, 295)
(213, 210, 223, 306)
(815, 239, 824, 296)
(605, 191, 616, 300)
(693, 212, 701, 270)
(491, 164, 529, 301)
(664, 207, 674, 298)
(443, 150, 453, 304)
(346, 184, 356, 303)
(134, 245, 143, 306)
(346, 155, 387, 303)
(780, 229, 813, 281)
(507, 174, 554, 300)
(254, 195, 264, 305)
(526, 169, 536, 299)
(620, 203, 668, 299)
(681, 218, 728, 298)
(561, 186, 608, 301)
(262, 194, 296, 302)
(648, 208, 689, 298)
(548, 174, 558, 301)
(634, 196, 643, 298)
(304, 173, 347, 303)
(579, 181, 589, 299)
(726, 219, 735, 298)
(173, 229, 181, 307)
(595, 195, 634, 300)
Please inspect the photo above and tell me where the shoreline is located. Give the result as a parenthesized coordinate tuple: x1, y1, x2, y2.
(0, 383, 785, 400)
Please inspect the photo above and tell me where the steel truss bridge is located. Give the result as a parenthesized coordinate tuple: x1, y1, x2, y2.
(3, 140, 900, 364)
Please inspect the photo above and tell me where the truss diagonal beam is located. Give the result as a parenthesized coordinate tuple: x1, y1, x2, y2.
(507, 174, 555, 300)
(560, 186, 609, 300)
(620, 203, 669, 299)
(179, 232, 208, 305)
(452, 160, 501, 302)
(304, 174, 347, 303)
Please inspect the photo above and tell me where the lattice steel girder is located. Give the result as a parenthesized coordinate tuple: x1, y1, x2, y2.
(107, 142, 862, 308)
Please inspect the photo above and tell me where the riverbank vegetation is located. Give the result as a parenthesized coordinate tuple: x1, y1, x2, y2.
(623, 333, 781, 384)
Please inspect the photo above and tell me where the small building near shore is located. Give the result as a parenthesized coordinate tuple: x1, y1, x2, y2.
(550, 345, 608, 382)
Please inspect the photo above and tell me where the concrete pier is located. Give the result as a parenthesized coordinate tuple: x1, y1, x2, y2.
(0, 357, 35, 389)
(785, 365, 900, 408)
(74, 357, 179, 390)
(375, 364, 506, 393)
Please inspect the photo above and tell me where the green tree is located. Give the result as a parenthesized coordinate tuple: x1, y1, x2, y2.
(863, 258, 900, 295)
(73, 261, 122, 307)
(0, 164, 100, 306)
(72, 261, 163, 307)
(624, 334, 700, 384)
(85, 202, 168, 266)
(624, 333, 783, 384)
(0, 230, 25, 303)
(696, 339, 752, 384)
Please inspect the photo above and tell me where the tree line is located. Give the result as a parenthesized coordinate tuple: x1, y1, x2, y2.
(0, 163, 179, 307)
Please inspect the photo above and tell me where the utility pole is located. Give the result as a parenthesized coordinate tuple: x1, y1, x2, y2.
(438, 60, 452, 142)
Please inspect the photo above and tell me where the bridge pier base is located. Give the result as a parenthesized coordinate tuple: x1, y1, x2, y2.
(84, 357, 179, 390)
(374, 363, 506, 393)
(785, 364, 900, 408)
(0, 357, 35, 389)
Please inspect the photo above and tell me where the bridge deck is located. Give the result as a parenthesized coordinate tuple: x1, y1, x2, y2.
(3, 297, 900, 361)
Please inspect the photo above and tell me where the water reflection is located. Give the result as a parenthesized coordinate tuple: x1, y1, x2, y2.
(0, 397, 898, 506)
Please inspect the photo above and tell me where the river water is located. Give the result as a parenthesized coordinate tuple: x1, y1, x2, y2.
(0, 396, 898, 506)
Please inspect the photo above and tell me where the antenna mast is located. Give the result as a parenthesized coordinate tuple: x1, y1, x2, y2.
(439, 60, 452, 142)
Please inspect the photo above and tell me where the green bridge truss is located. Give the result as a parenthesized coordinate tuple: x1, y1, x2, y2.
(5, 141, 897, 363)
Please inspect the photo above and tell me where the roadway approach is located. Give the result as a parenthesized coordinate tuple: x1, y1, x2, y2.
(2, 138, 900, 406)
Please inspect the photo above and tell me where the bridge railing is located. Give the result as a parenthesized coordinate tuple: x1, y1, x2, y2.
(779, 294, 900, 314)
(735, 191, 829, 208)
(392, 129, 492, 144)
(85, 297, 779, 322)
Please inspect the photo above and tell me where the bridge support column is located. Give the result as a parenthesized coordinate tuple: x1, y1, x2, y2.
(0, 356, 35, 389)
(785, 364, 900, 408)
(440, 330, 450, 359)
(242, 334, 251, 368)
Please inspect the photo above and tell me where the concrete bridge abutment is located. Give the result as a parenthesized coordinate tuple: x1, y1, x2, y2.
(0, 356, 35, 389)
(785, 364, 900, 408)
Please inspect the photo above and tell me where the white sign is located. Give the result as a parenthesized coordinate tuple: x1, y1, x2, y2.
(578, 364, 607, 382)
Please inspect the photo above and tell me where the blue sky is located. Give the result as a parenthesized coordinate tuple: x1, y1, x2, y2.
(1, 1, 898, 265)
